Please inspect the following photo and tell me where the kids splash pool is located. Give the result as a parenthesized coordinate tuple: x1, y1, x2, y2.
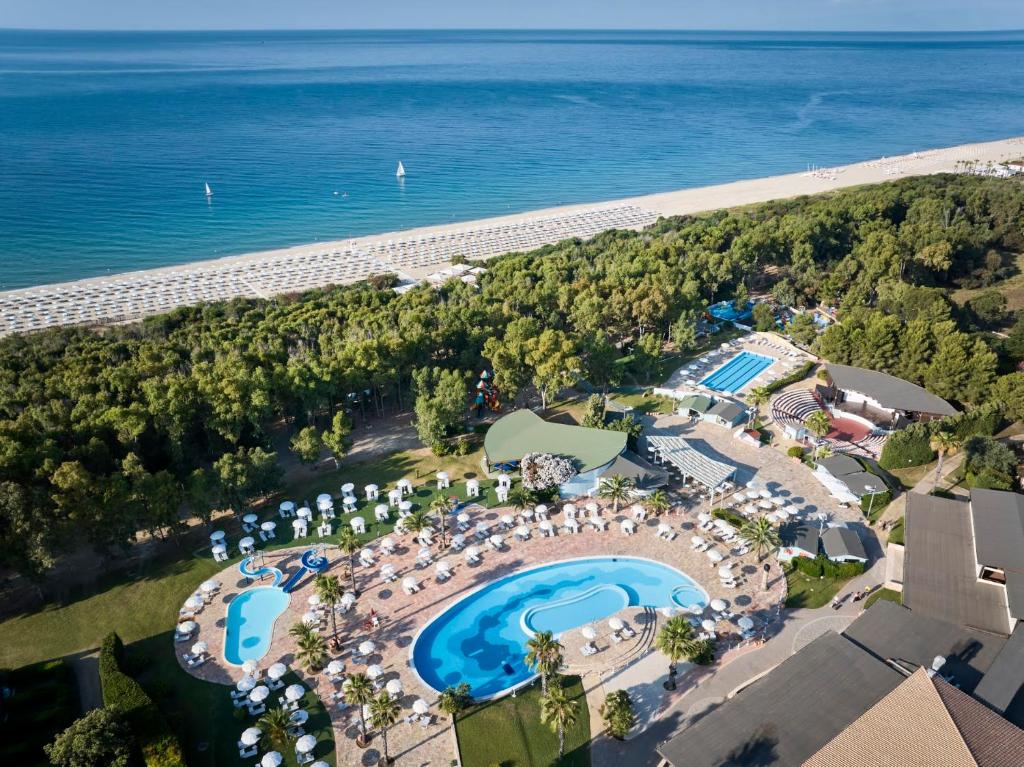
(410, 556, 707, 698)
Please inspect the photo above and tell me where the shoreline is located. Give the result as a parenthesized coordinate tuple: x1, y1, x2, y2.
(2, 135, 1022, 335)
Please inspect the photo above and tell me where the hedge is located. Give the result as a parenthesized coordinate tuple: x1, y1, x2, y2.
(764, 360, 815, 395)
(99, 633, 187, 767)
(792, 555, 865, 580)
(787, 446, 804, 459)
(860, 490, 892, 518)
(711, 508, 745, 529)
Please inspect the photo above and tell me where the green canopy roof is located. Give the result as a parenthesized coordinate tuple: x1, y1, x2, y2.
(484, 409, 626, 473)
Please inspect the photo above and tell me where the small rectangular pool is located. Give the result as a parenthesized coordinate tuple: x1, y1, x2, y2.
(701, 351, 774, 393)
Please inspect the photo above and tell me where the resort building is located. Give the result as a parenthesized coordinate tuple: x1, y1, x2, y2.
(657, 601, 1024, 767)
(704, 400, 747, 429)
(818, 363, 958, 430)
(646, 435, 737, 501)
(904, 488, 1024, 637)
(482, 409, 667, 497)
(813, 453, 885, 505)
(776, 521, 867, 564)
(777, 521, 821, 561)
(821, 524, 868, 563)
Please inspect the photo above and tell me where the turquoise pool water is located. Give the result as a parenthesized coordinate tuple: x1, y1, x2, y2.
(411, 556, 707, 698)
(223, 586, 291, 665)
(701, 351, 774, 393)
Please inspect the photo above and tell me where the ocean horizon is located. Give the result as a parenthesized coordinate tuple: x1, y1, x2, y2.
(2, 28, 1024, 290)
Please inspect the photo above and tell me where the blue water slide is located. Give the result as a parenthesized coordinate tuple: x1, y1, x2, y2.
(238, 557, 283, 587)
(280, 548, 330, 593)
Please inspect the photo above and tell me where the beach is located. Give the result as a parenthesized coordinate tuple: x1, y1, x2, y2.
(2, 136, 1022, 336)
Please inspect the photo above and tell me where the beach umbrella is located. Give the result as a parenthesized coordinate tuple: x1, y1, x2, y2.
(745, 480, 758, 489)
(691, 535, 706, 546)
(718, 565, 735, 578)
(475, 521, 489, 533)
(402, 576, 418, 591)
(341, 592, 356, 605)
(240, 727, 262, 746)
(608, 617, 625, 632)
(242, 659, 259, 676)
(515, 525, 529, 538)
(580, 625, 597, 640)
(249, 685, 270, 703)
(457, 512, 470, 525)
(738, 616, 755, 631)
(178, 620, 197, 634)
(200, 580, 219, 593)
(759, 489, 772, 499)
(706, 548, 724, 563)
(417, 546, 432, 560)
(701, 619, 717, 632)
(386, 678, 403, 696)
(366, 664, 384, 680)
(261, 752, 282, 767)
(185, 595, 203, 610)
(290, 709, 309, 725)
(413, 699, 430, 715)
(687, 603, 705, 615)
(380, 536, 395, 550)
(302, 612, 319, 626)
(585, 502, 599, 514)
(535, 504, 548, 516)
(326, 660, 345, 675)
(710, 598, 728, 612)
(380, 563, 395, 578)
(697, 512, 711, 523)
(267, 663, 287, 680)
(489, 534, 504, 547)
(307, 594, 321, 606)
(500, 514, 514, 527)
(466, 545, 480, 558)
(758, 500, 773, 510)
(261, 521, 276, 532)
(236, 676, 256, 693)
(295, 734, 317, 753)
(284, 683, 305, 702)
(659, 606, 678, 618)
(191, 641, 208, 655)
(210, 530, 225, 542)
(452, 533, 466, 547)
(745, 490, 760, 500)
(279, 501, 295, 514)
(771, 496, 786, 507)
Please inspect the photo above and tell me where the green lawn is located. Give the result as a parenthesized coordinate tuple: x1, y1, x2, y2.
(609, 391, 679, 416)
(456, 676, 590, 767)
(889, 462, 936, 490)
(887, 517, 905, 546)
(783, 566, 857, 609)
(0, 660, 78, 766)
(863, 588, 902, 611)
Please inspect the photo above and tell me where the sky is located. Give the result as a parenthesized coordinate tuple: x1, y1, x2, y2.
(1, 0, 1023, 32)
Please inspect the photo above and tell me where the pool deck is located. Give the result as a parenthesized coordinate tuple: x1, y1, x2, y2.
(177, 498, 789, 767)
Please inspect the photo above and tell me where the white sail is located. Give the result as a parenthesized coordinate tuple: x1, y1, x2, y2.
(396, 161, 405, 178)
(204, 182, 213, 197)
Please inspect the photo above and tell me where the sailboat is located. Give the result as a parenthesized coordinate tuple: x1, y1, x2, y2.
(396, 161, 406, 178)
(204, 182, 213, 198)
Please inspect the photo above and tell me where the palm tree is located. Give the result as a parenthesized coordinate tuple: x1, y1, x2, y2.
(429, 495, 454, 549)
(296, 631, 328, 672)
(289, 621, 316, 644)
(335, 526, 362, 595)
(598, 475, 634, 514)
(739, 516, 780, 562)
(655, 615, 698, 690)
(343, 672, 375, 743)
(508, 486, 533, 514)
(747, 386, 770, 422)
(645, 489, 671, 517)
(804, 410, 831, 458)
(525, 630, 564, 694)
(368, 690, 402, 764)
(540, 683, 579, 760)
(314, 573, 343, 649)
(438, 683, 472, 726)
(257, 707, 292, 750)
(930, 429, 961, 492)
(401, 507, 435, 546)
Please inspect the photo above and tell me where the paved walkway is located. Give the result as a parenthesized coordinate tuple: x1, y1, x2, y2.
(67, 649, 103, 712)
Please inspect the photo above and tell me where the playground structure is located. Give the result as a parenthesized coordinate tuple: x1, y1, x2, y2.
(238, 545, 329, 593)
(473, 370, 501, 417)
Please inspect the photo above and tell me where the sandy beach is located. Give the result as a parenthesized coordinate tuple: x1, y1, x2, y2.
(2, 136, 1022, 335)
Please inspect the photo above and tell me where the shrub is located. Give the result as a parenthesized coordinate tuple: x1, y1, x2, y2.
(793, 555, 865, 579)
(599, 689, 637, 740)
(711, 508, 745, 529)
(99, 633, 186, 767)
(763, 361, 815, 394)
(687, 638, 716, 665)
(787, 446, 805, 459)
(879, 424, 933, 470)
(45, 707, 134, 767)
(860, 490, 891, 517)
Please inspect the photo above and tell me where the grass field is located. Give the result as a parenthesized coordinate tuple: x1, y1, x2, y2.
(863, 588, 902, 611)
(783, 565, 857, 609)
(888, 517, 905, 546)
(455, 676, 591, 767)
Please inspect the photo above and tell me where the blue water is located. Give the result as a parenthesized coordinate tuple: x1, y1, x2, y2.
(522, 584, 630, 635)
(2, 30, 1024, 289)
(411, 556, 706, 698)
(223, 586, 291, 665)
(701, 351, 774, 392)
(709, 300, 754, 323)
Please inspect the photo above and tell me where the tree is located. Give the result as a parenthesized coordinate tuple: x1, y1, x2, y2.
(581, 331, 622, 394)
(746, 386, 771, 422)
(600, 689, 637, 740)
(296, 630, 328, 671)
(655, 615, 698, 690)
(804, 410, 831, 457)
(343, 672, 375, 742)
(335, 526, 362, 595)
(412, 366, 468, 451)
(787, 313, 817, 346)
(598, 475, 635, 514)
(399, 507, 434, 544)
(290, 426, 322, 465)
(540, 683, 579, 760)
(525, 630, 564, 694)
(321, 411, 353, 467)
(213, 446, 282, 516)
(289, 621, 317, 644)
(257, 707, 293, 750)
(526, 329, 581, 410)
(629, 332, 664, 384)
(732, 283, 750, 313)
(645, 489, 671, 517)
(483, 317, 540, 405)
(929, 430, 962, 492)
(438, 683, 472, 725)
(580, 394, 605, 429)
(315, 573, 344, 648)
(45, 707, 133, 767)
(369, 690, 402, 764)
(991, 373, 1024, 421)
(508, 486, 533, 514)
(429, 495, 454, 549)
(752, 303, 776, 332)
(739, 517, 780, 562)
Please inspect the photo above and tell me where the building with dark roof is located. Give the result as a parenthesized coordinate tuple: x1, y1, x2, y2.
(705, 399, 746, 428)
(970, 488, 1024, 619)
(822, 525, 868, 563)
(820, 363, 957, 429)
(778, 521, 821, 561)
(814, 454, 884, 504)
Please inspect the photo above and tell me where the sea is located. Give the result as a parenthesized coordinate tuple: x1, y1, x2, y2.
(1, 29, 1024, 290)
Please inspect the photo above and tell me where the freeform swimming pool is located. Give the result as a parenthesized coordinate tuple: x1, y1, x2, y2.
(701, 351, 774, 393)
(410, 556, 707, 699)
(223, 586, 291, 665)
